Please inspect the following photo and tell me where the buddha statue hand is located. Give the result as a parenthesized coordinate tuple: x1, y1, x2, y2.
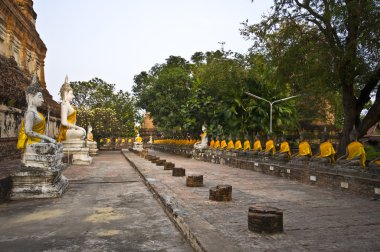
(42, 136, 57, 144)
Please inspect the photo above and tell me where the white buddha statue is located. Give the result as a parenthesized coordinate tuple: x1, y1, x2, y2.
(57, 75, 91, 165)
(13, 74, 68, 199)
(57, 76, 86, 142)
(86, 124, 98, 156)
(194, 124, 209, 150)
(17, 75, 56, 155)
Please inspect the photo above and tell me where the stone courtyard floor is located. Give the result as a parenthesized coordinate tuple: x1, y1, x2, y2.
(0, 151, 192, 252)
(123, 149, 380, 252)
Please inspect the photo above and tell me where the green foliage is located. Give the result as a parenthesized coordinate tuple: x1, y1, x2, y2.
(132, 50, 299, 138)
(71, 78, 136, 139)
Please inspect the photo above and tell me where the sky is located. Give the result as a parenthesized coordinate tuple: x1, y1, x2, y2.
(33, 0, 273, 101)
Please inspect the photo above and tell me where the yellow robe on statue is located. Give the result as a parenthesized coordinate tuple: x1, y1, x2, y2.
(17, 112, 46, 150)
(220, 140, 227, 149)
(57, 110, 76, 143)
(279, 141, 291, 159)
(265, 140, 276, 155)
(347, 141, 366, 167)
(253, 140, 262, 151)
(209, 140, 215, 148)
(235, 140, 242, 150)
(243, 140, 251, 151)
(298, 141, 312, 157)
(317, 141, 336, 163)
(214, 140, 220, 149)
(227, 140, 235, 150)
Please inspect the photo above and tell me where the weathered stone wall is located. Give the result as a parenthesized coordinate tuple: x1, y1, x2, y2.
(0, 104, 60, 161)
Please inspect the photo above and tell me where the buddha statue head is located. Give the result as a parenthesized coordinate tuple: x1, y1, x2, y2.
(60, 75, 74, 102)
(25, 74, 44, 108)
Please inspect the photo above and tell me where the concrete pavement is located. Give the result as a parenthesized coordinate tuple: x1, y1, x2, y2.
(124, 149, 380, 252)
(0, 151, 193, 252)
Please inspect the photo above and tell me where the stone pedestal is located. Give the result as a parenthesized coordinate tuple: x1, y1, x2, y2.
(86, 140, 98, 156)
(62, 139, 92, 165)
(172, 167, 186, 177)
(209, 185, 232, 201)
(164, 162, 175, 170)
(248, 206, 283, 233)
(11, 143, 69, 200)
(186, 175, 203, 187)
(133, 142, 143, 151)
(156, 159, 166, 166)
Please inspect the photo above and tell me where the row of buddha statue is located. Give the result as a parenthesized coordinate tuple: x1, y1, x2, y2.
(12, 75, 98, 199)
(206, 132, 370, 168)
(156, 125, 377, 168)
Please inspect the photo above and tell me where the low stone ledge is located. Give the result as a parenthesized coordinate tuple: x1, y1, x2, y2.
(186, 175, 203, 187)
(172, 167, 186, 177)
(248, 205, 283, 234)
(156, 159, 166, 166)
(209, 185, 232, 201)
(164, 162, 175, 170)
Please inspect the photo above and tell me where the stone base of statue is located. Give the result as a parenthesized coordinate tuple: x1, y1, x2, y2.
(192, 145, 209, 161)
(11, 143, 69, 200)
(62, 139, 92, 165)
(133, 142, 143, 151)
(86, 140, 98, 156)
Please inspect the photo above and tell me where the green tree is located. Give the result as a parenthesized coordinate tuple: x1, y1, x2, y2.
(242, 0, 380, 154)
(71, 78, 136, 139)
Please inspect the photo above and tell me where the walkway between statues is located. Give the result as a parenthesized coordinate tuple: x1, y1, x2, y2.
(0, 152, 192, 251)
(124, 149, 380, 251)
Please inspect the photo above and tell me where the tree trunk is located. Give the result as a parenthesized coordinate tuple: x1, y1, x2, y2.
(338, 84, 357, 156)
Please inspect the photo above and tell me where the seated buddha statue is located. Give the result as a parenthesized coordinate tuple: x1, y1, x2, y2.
(252, 134, 262, 154)
(243, 136, 251, 151)
(336, 129, 366, 168)
(369, 157, 380, 168)
(275, 135, 291, 160)
(209, 137, 215, 148)
(311, 133, 336, 164)
(261, 134, 276, 157)
(194, 124, 209, 150)
(227, 135, 235, 150)
(87, 124, 94, 142)
(57, 76, 86, 142)
(292, 132, 312, 161)
(17, 75, 56, 154)
(214, 136, 220, 149)
(135, 133, 143, 143)
(220, 136, 227, 150)
(234, 136, 242, 151)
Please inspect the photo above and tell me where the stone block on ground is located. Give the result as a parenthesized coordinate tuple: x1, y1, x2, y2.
(248, 205, 283, 234)
(186, 175, 203, 187)
(151, 157, 160, 163)
(164, 162, 175, 170)
(156, 159, 166, 166)
(209, 185, 232, 201)
(172, 167, 186, 177)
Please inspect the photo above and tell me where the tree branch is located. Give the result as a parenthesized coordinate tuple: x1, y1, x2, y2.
(357, 65, 380, 111)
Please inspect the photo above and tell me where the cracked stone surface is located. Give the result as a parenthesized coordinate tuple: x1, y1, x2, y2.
(0, 151, 193, 252)
(126, 149, 380, 252)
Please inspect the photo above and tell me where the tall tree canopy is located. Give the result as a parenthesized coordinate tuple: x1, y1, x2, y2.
(133, 51, 298, 138)
(242, 0, 380, 153)
(70, 78, 136, 139)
